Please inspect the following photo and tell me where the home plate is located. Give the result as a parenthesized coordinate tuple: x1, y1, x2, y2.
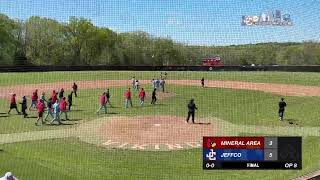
(154, 124, 161, 126)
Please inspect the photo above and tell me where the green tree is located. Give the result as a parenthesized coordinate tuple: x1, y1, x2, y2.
(0, 14, 17, 65)
(12, 20, 28, 65)
(64, 17, 96, 65)
(2, 13, 320, 66)
(24, 16, 65, 65)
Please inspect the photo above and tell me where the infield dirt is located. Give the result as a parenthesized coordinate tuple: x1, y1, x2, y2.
(2, 80, 320, 99)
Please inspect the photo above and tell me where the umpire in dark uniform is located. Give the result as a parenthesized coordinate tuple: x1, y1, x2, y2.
(67, 92, 73, 111)
(186, 99, 198, 124)
(20, 96, 28, 118)
(201, 77, 204, 88)
(278, 98, 287, 121)
(151, 89, 157, 104)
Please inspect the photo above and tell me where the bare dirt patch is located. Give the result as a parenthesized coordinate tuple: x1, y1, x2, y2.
(0, 80, 130, 99)
(167, 80, 320, 97)
(1, 80, 320, 100)
(292, 170, 320, 180)
(96, 115, 218, 151)
(0, 80, 176, 100)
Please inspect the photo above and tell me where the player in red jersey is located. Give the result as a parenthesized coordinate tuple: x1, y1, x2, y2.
(35, 99, 45, 125)
(72, 82, 78, 97)
(139, 88, 146, 106)
(29, 89, 38, 110)
(51, 90, 58, 104)
(97, 92, 107, 114)
(59, 97, 69, 120)
(124, 88, 133, 108)
(8, 94, 20, 115)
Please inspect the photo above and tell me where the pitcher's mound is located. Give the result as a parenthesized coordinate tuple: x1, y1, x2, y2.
(98, 115, 219, 151)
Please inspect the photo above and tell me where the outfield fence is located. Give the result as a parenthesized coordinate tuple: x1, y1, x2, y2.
(0, 65, 320, 72)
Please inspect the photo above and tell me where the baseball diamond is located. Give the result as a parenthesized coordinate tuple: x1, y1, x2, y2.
(1, 1, 320, 179)
(0, 71, 320, 180)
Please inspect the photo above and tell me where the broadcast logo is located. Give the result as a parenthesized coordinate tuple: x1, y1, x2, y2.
(241, 10, 293, 26)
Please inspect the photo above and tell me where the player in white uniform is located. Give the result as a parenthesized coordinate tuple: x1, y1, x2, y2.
(0, 172, 18, 180)
(135, 80, 140, 91)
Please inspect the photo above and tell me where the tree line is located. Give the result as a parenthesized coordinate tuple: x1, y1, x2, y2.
(1, 13, 320, 66)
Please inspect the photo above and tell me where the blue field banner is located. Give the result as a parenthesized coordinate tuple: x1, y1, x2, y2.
(203, 149, 264, 161)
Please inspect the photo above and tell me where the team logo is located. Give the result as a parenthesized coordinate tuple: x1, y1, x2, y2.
(206, 139, 216, 148)
(205, 149, 217, 161)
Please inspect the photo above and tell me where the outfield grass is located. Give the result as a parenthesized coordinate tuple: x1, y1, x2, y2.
(1, 71, 320, 86)
(1, 85, 319, 134)
(0, 137, 319, 180)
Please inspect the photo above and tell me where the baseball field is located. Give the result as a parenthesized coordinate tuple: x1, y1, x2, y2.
(0, 71, 320, 179)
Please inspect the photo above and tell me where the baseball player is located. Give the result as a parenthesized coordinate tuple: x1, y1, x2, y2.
(29, 89, 38, 110)
(35, 99, 45, 125)
(135, 80, 140, 91)
(164, 72, 167, 79)
(97, 92, 107, 114)
(160, 79, 165, 92)
(186, 99, 198, 124)
(44, 98, 54, 121)
(201, 77, 205, 88)
(139, 88, 146, 106)
(278, 98, 287, 121)
(51, 90, 58, 104)
(156, 79, 160, 89)
(124, 88, 133, 108)
(72, 82, 78, 97)
(104, 89, 112, 107)
(131, 76, 136, 88)
(59, 97, 69, 120)
(19, 96, 28, 118)
(151, 79, 156, 89)
(161, 72, 167, 79)
(58, 88, 65, 99)
(67, 92, 73, 111)
(51, 99, 62, 125)
(40, 92, 47, 102)
(151, 88, 157, 105)
(8, 94, 20, 115)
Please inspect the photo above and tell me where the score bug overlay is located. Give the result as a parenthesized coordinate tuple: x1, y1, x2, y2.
(203, 136, 302, 170)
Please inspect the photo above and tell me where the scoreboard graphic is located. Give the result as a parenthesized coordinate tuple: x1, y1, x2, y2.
(203, 137, 302, 170)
